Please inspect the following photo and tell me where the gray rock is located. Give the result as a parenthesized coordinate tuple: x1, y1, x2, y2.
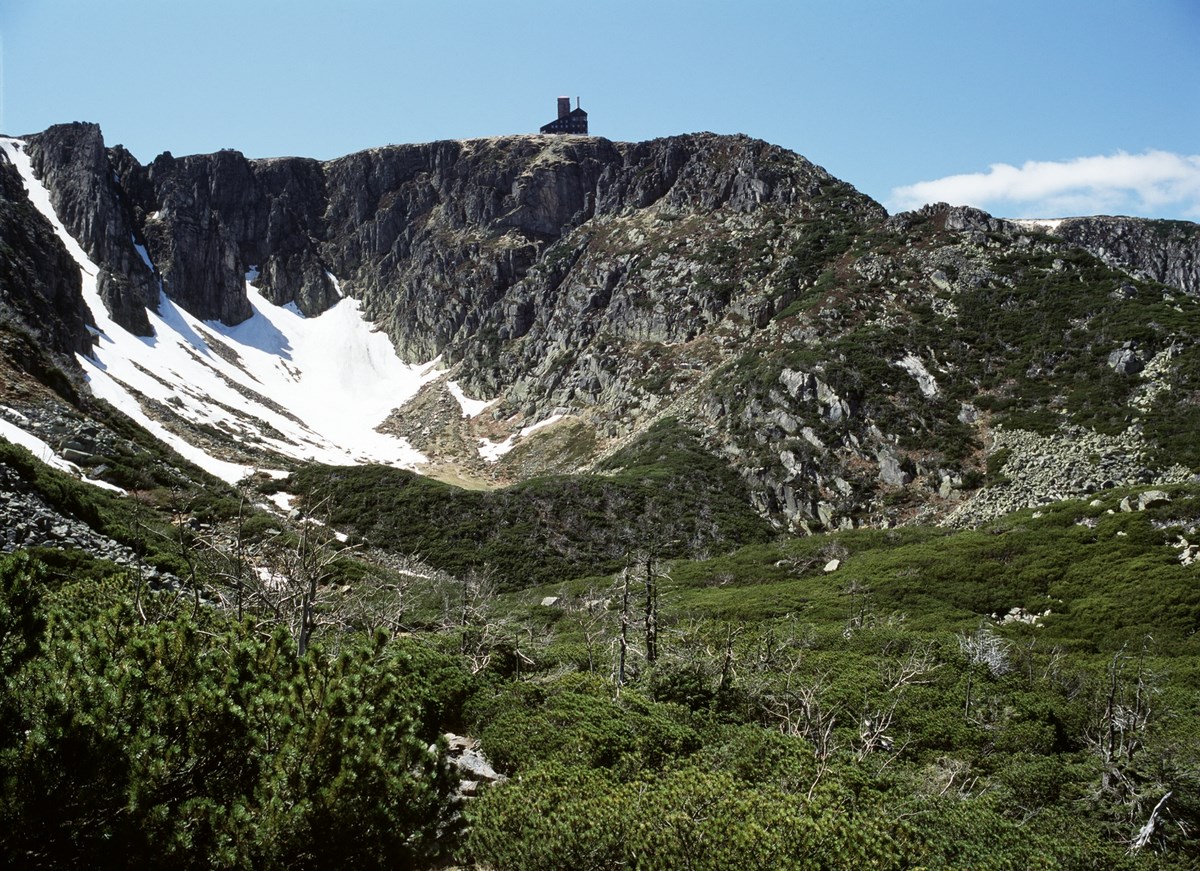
(0, 153, 93, 354)
(1056, 217, 1200, 298)
(25, 123, 158, 335)
(877, 448, 912, 487)
(1108, 344, 1145, 375)
(1137, 490, 1171, 510)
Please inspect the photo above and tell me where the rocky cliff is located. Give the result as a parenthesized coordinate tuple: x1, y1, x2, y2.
(24, 123, 159, 334)
(1054, 215, 1200, 297)
(6, 123, 1200, 533)
(0, 151, 91, 356)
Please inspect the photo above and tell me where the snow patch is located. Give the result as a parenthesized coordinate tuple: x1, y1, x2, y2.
(478, 436, 517, 463)
(1012, 218, 1064, 234)
(894, 354, 939, 398)
(255, 565, 289, 592)
(447, 380, 496, 418)
(132, 235, 154, 271)
(268, 491, 295, 512)
(478, 413, 564, 463)
(325, 270, 344, 298)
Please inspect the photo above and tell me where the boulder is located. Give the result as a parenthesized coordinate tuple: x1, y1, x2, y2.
(1108, 344, 1145, 375)
(1137, 490, 1171, 510)
(877, 448, 912, 487)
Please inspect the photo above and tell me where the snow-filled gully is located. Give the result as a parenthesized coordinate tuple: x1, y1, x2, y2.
(1, 136, 447, 484)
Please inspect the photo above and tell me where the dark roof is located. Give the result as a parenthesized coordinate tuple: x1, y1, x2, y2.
(540, 106, 588, 134)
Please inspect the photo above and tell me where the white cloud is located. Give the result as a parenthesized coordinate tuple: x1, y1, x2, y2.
(889, 150, 1200, 220)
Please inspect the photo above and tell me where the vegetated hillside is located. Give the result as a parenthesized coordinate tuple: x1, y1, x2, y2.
(460, 489, 1200, 869)
(4, 122, 1200, 864)
(282, 418, 774, 590)
(2, 440, 1199, 866)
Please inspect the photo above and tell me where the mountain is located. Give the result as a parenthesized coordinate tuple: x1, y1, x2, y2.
(2, 122, 1200, 542)
(5, 122, 1200, 868)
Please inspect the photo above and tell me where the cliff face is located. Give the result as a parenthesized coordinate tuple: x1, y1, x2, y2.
(24, 125, 875, 356)
(1054, 216, 1200, 297)
(0, 151, 91, 356)
(20, 123, 885, 420)
(7, 123, 1200, 533)
(24, 123, 159, 334)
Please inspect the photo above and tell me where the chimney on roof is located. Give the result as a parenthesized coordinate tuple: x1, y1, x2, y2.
(558, 96, 571, 119)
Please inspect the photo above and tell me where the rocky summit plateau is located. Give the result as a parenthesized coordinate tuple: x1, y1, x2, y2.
(3, 121, 1200, 536)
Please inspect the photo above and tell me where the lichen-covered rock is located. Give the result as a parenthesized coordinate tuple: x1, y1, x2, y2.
(1108, 343, 1146, 375)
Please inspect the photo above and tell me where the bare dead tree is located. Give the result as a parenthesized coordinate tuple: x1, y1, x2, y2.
(616, 567, 631, 692)
(1086, 642, 1156, 772)
(842, 580, 876, 638)
(718, 623, 744, 697)
(200, 495, 252, 622)
(958, 622, 1011, 677)
(1084, 639, 1161, 818)
(854, 699, 898, 761)
(643, 552, 660, 666)
(882, 640, 943, 693)
(247, 516, 351, 657)
(567, 583, 614, 675)
(754, 653, 838, 781)
(1130, 790, 1174, 854)
(436, 567, 509, 675)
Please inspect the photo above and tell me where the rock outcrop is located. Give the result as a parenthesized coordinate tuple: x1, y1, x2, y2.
(24, 123, 159, 334)
(1053, 216, 1200, 298)
(22, 126, 882, 361)
(944, 427, 1194, 527)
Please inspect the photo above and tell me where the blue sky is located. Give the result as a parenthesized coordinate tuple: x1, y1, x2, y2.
(3, 0, 1199, 220)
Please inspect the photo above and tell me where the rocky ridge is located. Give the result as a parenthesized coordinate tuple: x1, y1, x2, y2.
(23, 124, 160, 334)
(0, 153, 92, 355)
